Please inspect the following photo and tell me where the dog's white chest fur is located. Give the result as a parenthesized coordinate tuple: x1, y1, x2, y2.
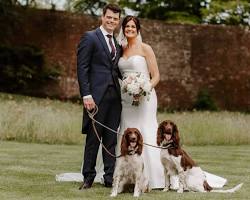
(160, 149, 181, 176)
(111, 154, 148, 197)
(116, 154, 144, 181)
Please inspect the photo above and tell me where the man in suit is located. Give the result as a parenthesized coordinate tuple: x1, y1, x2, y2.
(77, 4, 122, 189)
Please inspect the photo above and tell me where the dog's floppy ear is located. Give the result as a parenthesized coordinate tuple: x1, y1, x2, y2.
(172, 122, 180, 147)
(121, 128, 129, 156)
(136, 129, 143, 155)
(157, 121, 165, 146)
(172, 122, 178, 135)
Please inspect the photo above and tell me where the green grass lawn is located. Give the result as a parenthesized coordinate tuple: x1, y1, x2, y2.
(0, 93, 249, 199)
(0, 141, 248, 200)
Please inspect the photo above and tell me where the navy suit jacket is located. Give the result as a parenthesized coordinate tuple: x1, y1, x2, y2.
(77, 27, 122, 133)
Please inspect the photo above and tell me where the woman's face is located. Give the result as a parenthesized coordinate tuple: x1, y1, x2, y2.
(124, 19, 138, 39)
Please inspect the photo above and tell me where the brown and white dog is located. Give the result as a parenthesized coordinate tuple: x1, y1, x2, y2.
(157, 120, 243, 193)
(111, 128, 149, 197)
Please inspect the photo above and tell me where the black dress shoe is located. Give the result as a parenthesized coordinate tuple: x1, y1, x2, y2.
(104, 181, 112, 188)
(79, 181, 92, 190)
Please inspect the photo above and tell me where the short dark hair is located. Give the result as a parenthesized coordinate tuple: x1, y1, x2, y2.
(122, 15, 141, 34)
(103, 4, 122, 17)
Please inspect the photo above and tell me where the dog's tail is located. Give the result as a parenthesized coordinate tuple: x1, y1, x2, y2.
(211, 183, 243, 193)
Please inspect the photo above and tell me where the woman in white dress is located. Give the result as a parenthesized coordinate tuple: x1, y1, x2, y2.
(117, 15, 163, 189)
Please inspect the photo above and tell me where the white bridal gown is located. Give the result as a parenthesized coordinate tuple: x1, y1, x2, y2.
(117, 55, 166, 188)
(56, 55, 227, 189)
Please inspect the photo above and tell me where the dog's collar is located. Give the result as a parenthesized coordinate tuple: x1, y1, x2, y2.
(128, 145, 138, 155)
(161, 139, 175, 149)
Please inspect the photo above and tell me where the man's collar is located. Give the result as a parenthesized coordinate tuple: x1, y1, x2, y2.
(100, 26, 113, 37)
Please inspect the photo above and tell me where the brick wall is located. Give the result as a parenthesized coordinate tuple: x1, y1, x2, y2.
(2, 9, 250, 110)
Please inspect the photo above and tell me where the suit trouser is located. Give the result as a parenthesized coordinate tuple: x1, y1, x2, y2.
(82, 86, 121, 183)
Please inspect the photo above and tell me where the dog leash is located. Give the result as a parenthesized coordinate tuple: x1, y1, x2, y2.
(87, 106, 121, 158)
(86, 105, 172, 159)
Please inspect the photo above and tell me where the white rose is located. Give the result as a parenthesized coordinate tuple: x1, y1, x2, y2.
(142, 81, 152, 93)
(129, 73, 137, 80)
(127, 82, 141, 94)
(136, 76, 145, 85)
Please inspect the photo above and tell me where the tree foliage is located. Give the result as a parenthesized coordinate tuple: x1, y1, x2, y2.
(0, 1, 22, 40)
(67, 0, 250, 26)
(69, 0, 203, 23)
(69, 0, 108, 15)
(201, 0, 250, 26)
(120, 0, 202, 20)
(0, 0, 18, 16)
(0, 0, 37, 20)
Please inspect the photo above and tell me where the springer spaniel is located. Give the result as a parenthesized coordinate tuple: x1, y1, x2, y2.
(111, 128, 149, 197)
(157, 120, 243, 193)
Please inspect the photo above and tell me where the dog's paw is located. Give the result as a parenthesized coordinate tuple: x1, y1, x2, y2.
(117, 188, 123, 194)
(177, 188, 184, 193)
(110, 192, 117, 197)
(133, 193, 140, 197)
(162, 187, 169, 192)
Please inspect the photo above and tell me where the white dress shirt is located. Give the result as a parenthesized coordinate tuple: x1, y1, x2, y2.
(100, 25, 116, 54)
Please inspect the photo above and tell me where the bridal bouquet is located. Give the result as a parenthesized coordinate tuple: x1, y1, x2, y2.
(121, 72, 152, 106)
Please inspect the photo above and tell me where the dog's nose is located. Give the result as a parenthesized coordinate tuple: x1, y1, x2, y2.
(166, 127, 172, 131)
(165, 124, 172, 131)
(130, 137, 137, 142)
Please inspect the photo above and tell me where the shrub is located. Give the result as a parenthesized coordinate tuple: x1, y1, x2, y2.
(193, 89, 218, 111)
(0, 44, 61, 94)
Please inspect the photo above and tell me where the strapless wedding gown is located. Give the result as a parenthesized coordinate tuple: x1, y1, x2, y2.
(55, 55, 227, 190)
(117, 55, 165, 188)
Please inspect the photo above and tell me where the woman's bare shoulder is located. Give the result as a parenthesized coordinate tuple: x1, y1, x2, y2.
(141, 42, 154, 54)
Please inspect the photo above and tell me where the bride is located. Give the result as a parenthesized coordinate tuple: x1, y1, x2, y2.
(94, 15, 227, 189)
(116, 15, 163, 188)
(56, 15, 227, 190)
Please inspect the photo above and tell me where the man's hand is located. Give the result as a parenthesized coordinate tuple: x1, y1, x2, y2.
(83, 97, 96, 111)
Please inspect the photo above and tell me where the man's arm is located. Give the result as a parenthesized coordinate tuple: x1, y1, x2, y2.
(77, 32, 94, 97)
(77, 32, 96, 110)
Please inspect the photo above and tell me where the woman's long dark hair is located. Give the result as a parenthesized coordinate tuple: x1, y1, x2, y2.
(122, 15, 141, 34)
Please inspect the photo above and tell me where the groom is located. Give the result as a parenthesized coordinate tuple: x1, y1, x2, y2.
(77, 4, 122, 189)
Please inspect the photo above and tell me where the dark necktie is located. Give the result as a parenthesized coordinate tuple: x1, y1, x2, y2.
(107, 34, 116, 60)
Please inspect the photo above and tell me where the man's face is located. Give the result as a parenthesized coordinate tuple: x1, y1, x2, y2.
(101, 9, 120, 33)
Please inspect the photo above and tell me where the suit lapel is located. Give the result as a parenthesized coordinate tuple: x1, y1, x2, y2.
(95, 28, 113, 65)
